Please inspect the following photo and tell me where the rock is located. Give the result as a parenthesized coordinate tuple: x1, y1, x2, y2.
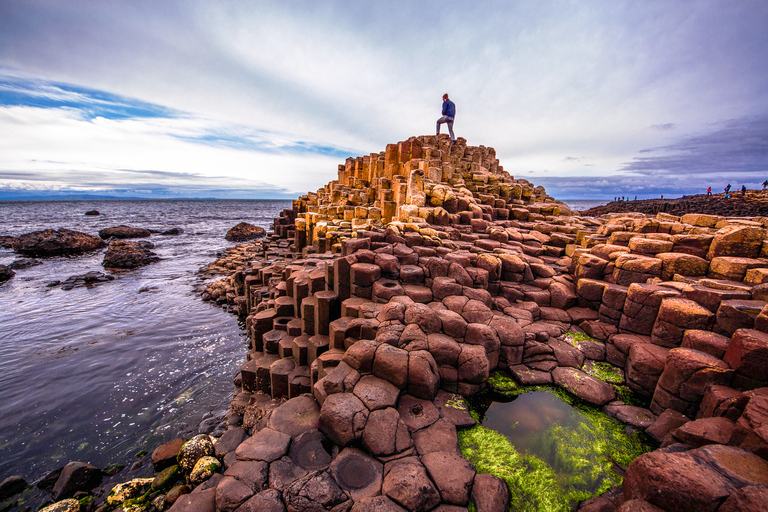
(51, 461, 103, 501)
(235, 427, 291, 462)
(234, 489, 285, 512)
(98, 225, 151, 239)
(267, 395, 320, 437)
(190, 455, 222, 485)
(38, 499, 82, 512)
(215, 428, 248, 459)
(282, 470, 347, 512)
(433, 390, 475, 428)
(329, 447, 384, 501)
(167, 486, 216, 512)
(13, 228, 106, 257)
(645, 408, 690, 444)
(223, 460, 269, 492)
(723, 328, 768, 386)
(718, 485, 768, 512)
(9, 257, 42, 269)
(349, 496, 407, 512)
(106, 477, 154, 506)
(353, 375, 401, 411)
(269, 456, 309, 490)
(152, 464, 180, 491)
(397, 394, 440, 431)
(178, 434, 215, 472)
(225, 222, 266, 242)
(707, 225, 765, 260)
(603, 403, 655, 429)
(382, 456, 441, 512)
(470, 473, 509, 512)
(0, 476, 27, 500)
(289, 430, 333, 471)
(161, 227, 184, 236)
(362, 407, 412, 456)
(552, 367, 615, 406)
(152, 438, 188, 470)
(413, 417, 459, 455)
(102, 239, 160, 268)
(615, 500, 665, 512)
(0, 264, 14, 283)
(84, 210, 99, 215)
(671, 417, 735, 447)
(421, 451, 476, 505)
(216, 475, 254, 512)
(318, 392, 369, 447)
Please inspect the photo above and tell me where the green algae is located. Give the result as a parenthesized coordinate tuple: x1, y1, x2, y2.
(461, 375, 652, 511)
(582, 361, 624, 385)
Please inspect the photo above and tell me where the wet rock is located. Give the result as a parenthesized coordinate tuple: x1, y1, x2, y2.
(102, 239, 160, 269)
(38, 499, 82, 512)
(0, 476, 27, 500)
(433, 390, 475, 428)
(330, 447, 384, 501)
(51, 461, 103, 501)
(552, 367, 615, 406)
(350, 496, 407, 512)
(161, 227, 184, 236)
(215, 428, 248, 459)
(84, 210, 99, 215)
(382, 456, 441, 512)
(190, 455, 222, 485)
(225, 223, 266, 242)
(603, 403, 655, 429)
(152, 438, 188, 470)
(98, 225, 151, 239)
(178, 434, 215, 472)
(0, 264, 14, 284)
(13, 228, 106, 257)
(9, 258, 42, 269)
(106, 477, 154, 507)
(151, 464, 180, 491)
(671, 416, 735, 447)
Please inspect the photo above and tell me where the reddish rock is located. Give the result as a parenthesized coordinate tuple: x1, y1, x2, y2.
(282, 470, 347, 512)
(152, 438, 188, 470)
(235, 427, 291, 462)
(51, 461, 103, 501)
(421, 451, 476, 505)
(671, 416, 736, 447)
(353, 375, 401, 411)
(552, 367, 615, 406)
(317, 392, 369, 447)
(215, 475, 254, 512)
(723, 328, 768, 385)
(645, 408, 690, 444)
(680, 329, 730, 359)
(167, 487, 216, 512)
(718, 485, 768, 512)
(329, 447, 384, 502)
(383, 456, 441, 512)
(651, 297, 714, 348)
(470, 473, 509, 512)
(233, 489, 284, 512)
(225, 222, 266, 242)
(102, 240, 160, 268)
(362, 407, 412, 456)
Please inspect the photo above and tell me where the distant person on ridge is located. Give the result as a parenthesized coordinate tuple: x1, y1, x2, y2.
(707, 187, 712, 196)
(763, 179, 767, 190)
(436, 94, 456, 143)
(725, 183, 732, 194)
(742, 185, 746, 196)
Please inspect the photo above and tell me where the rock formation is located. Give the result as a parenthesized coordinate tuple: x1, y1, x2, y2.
(226, 222, 267, 242)
(98, 225, 152, 239)
(12, 228, 106, 257)
(102, 240, 160, 269)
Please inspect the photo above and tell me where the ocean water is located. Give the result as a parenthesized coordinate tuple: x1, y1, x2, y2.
(560, 199, 609, 212)
(0, 199, 290, 486)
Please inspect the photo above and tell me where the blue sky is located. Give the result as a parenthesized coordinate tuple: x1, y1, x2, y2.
(0, 1, 766, 200)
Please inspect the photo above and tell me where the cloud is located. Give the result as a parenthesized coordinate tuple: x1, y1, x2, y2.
(650, 123, 676, 131)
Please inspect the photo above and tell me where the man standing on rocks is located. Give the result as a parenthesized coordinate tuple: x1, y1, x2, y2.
(437, 94, 456, 143)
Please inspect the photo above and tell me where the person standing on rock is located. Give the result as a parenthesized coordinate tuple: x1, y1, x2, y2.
(707, 187, 712, 196)
(763, 180, 767, 190)
(436, 94, 456, 143)
(742, 185, 747, 196)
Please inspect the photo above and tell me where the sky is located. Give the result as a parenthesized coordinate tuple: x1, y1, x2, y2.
(0, 0, 766, 201)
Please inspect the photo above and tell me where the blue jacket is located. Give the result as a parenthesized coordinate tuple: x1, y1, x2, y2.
(442, 99, 455, 119)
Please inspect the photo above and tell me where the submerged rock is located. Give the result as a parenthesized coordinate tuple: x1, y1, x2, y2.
(102, 240, 159, 269)
(98, 225, 151, 239)
(0, 264, 14, 284)
(84, 210, 100, 216)
(13, 228, 106, 257)
(225, 222, 266, 242)
(9, 257, 42, 269)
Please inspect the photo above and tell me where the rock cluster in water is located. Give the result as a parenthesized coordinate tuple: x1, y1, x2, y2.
(25, 135, 768, 512)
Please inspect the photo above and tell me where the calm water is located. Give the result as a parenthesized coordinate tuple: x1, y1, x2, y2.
(560, 199, 609, 212)
(0, 199, 290, 484)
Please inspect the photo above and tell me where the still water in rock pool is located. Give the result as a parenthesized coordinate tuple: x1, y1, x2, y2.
(0, 199, 290, 486)
(460, 387, 652, 512)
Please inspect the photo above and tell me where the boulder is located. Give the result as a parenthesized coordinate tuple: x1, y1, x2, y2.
(353, 375, 401, 411)
(707, 225, 765, 260)
(723, 328, 768, 386)
(318, 392, 369, 446)
(552, 367, 615, 406)
(362, 407, 412, 456)
(651, 297, 714, 348)
(152, 438, 188, 470)
(215, 475, 254, 512)
(98, 225, 151, 239)
(225, 222, 266, 242)
(421, 451, 476, 505)
(102, 239, 160, 268)
(13, 228, 106, 257)
(178, 434, 215, 472)
(234, 428, 291, 462)
(51, 461, 103, 501)
(470, 473, 509, 512)
(0, 476, 27, 500)
(0, 264, 14, 283)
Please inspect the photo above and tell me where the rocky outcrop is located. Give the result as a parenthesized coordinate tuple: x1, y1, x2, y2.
(0, 264, 14, 284)
(225, 222, 267, 242)
(102, 240, 160, 269)
(12, 228, 106, 257)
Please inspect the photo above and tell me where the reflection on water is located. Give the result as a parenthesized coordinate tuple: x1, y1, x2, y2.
(0, 199, 290, 484)
(464, 388, 651, 511)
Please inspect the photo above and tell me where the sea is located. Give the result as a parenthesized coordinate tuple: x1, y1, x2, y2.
(0, 199, 290, 488)
(0, 197, 605, 491)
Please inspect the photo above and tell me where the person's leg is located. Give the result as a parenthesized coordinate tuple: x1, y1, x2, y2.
(436, 116, 449, 136)
(447, 120, 455, 141)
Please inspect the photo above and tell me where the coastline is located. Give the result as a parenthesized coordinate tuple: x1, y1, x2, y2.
(6, 136, 768, 512)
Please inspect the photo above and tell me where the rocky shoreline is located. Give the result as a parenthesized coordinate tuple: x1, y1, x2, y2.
(581, 192, 768, 218)
(4, 135, 768, 512)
